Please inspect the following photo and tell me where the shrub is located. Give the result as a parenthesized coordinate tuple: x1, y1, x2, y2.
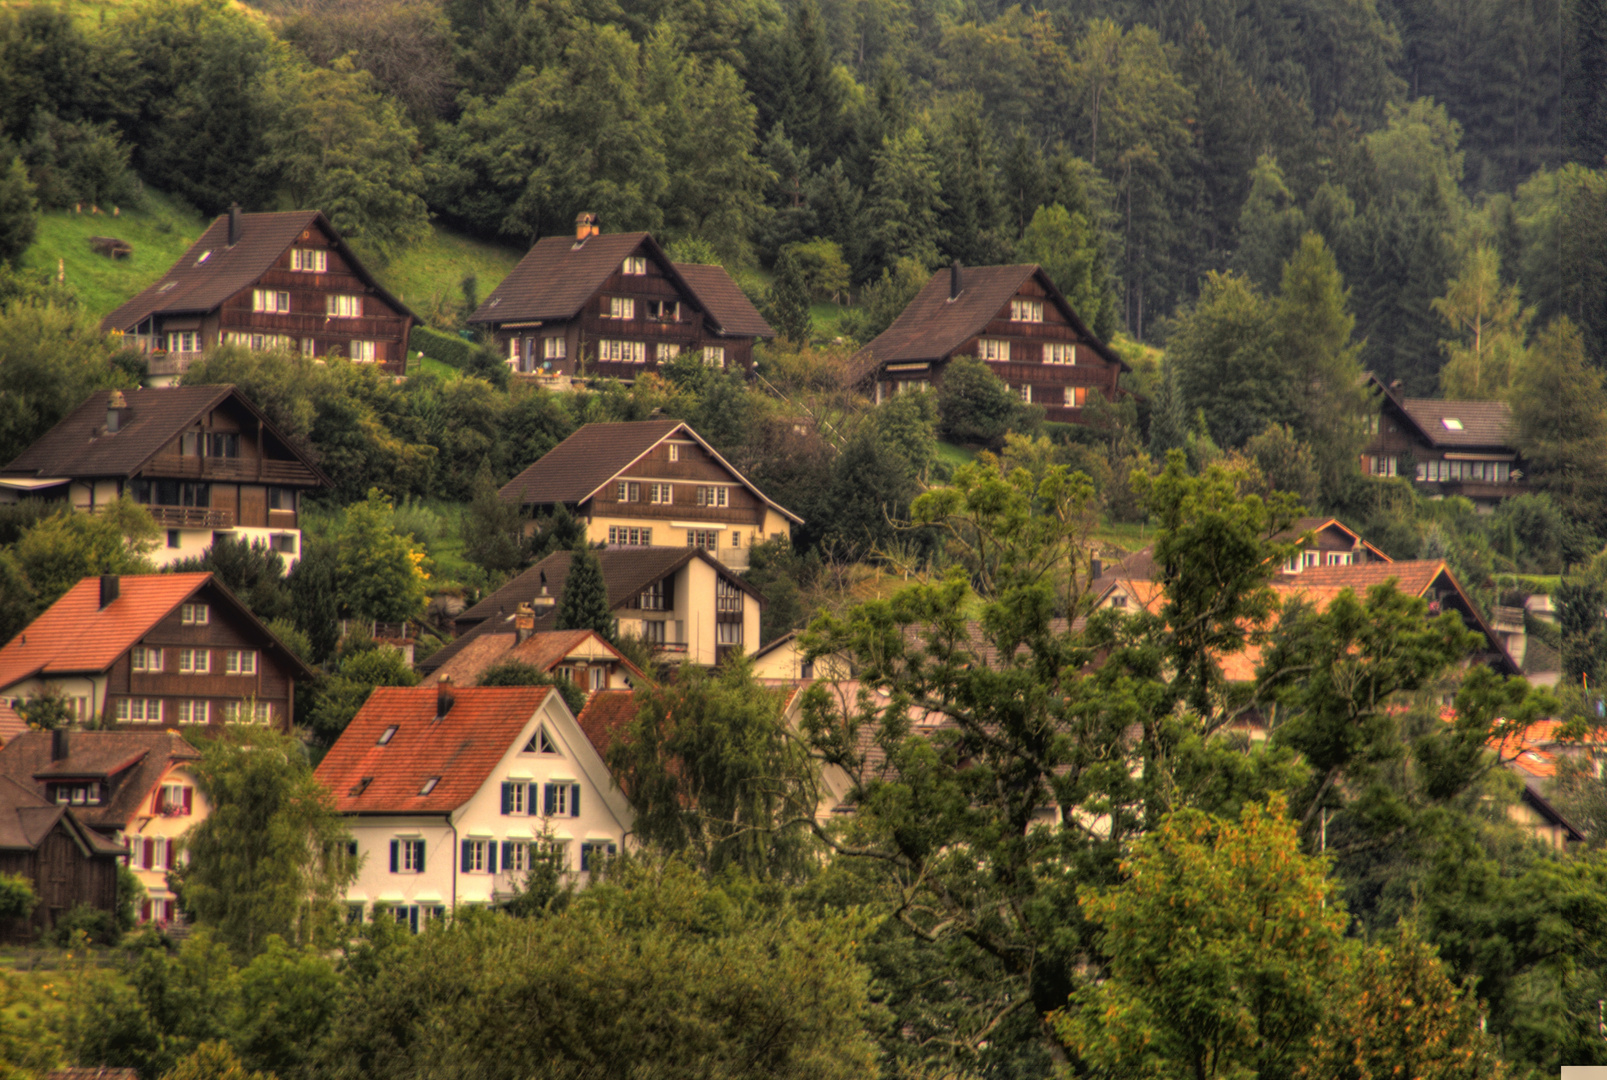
(49, 902, 117, 946)
(409, 324, 478, 369)
(0, 871, 35, 923)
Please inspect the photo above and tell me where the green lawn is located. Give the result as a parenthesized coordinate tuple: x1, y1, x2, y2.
(377, 226, 524, 329)
(406, 354, 462, 381)
(935, 441, 979, 469)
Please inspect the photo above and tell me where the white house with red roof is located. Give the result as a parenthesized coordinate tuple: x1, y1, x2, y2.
(313, 682, 633, 928)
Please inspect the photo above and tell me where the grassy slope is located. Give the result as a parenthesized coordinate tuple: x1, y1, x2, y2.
(379, 229, 522, 329)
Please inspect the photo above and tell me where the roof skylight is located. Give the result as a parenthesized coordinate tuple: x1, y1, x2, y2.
(377, 725, 398, 746)
(419, 776, 440, 795)
(1442, 417, 1464, 430)
(195, 250, 212, 264)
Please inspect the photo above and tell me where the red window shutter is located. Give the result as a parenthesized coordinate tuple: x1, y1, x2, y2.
(165, 842, 175, 870)
(139, 899, 150, 922)
(182, 788, 192, 815)
(153, 789, 164, 814)
(143, 838, 154, 867)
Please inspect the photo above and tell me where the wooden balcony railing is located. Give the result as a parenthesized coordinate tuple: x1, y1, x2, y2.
(147, 351, 205, 376)
(142, 505, 234, 529)
(146, 457, 319, 485)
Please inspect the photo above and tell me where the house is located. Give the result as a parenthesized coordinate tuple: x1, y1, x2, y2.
(1491, 719, 1591, 850)
(101, 206, 418, 379)
(468, 214, 774, 380)
(852, 262, 1127, 423)
(419, 625, 646, 692)
(0, 573, 314, 730)
(0, 385, 330, 568)
(497, 419, 801, 571)
(451, 547, 763, 668)
(0, 772, 125, 940)
(1363, 375, 1526, 508)
(0, 729, 203, 929)
(313, 683, 633, 926)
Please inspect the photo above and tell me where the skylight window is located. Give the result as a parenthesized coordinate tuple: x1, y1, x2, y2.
(156, 281, 176, 292)
(349, 777, 372, 797)
(377, 725, 399, 746)
(195, 250, 212, 264)
(419, 776, 440, 795)
(1442, 417, 1464, 430)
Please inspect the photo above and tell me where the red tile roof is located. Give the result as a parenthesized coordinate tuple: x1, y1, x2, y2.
(315, 685, 554, 814)
(672, 262, 774, 338)
(1276, 560, 1447, 597)
(575, 689, 638, 758)
(100, 210, 415, 333)
(0, 730, 198, 831)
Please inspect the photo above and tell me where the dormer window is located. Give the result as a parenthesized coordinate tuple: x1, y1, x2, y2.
(53, 782, 101, 806)
(419, 776, 440, 795)
(1442, 417, 1463, 431)
(377, 725, 399, 746)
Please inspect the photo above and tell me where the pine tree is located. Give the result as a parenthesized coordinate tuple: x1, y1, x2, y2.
(0, 156, 37, 266)
(1432, 245, 1530, 400)
(555, 544, 615, 641)
(1147, 356, 1187, 458)
(462, 458, 526, 575)
(768, 248, 813, 344)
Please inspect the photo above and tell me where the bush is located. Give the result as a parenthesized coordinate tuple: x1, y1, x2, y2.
(49, 902, 117, 946)
(475, 659, 586, 713)
(409, 325, 479, 369)
(0, 871, 35, 923)
(935, 356, 1038, 447)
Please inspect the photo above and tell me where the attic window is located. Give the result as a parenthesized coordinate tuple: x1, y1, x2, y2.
(156, 281, 176, 293)
(377, 725, 399, 746)
(419, 776, 440, 795)
(349, 777, 373, 797)
(195, 250, 212, 265)
(1442, 417, 1464, 431)
(487, 297, 500, 308)
(524, 727, 558, 754)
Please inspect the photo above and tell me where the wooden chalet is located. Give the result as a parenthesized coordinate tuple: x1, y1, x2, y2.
(1363, 375, 1526, 508)
(852, 262, 1127, 424)
(101, 206, 418, 379)
(419, 627, 646, 693)
(0, 385, 330, 567)
(498, 419, 801, 571)
(0, 770, 125, 942)
(468, 213, 774, 380)
(0, 573, 314, 731)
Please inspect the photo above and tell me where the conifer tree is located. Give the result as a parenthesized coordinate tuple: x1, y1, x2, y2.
(555, 544, 614, 641)
(768, 248, 813, 344)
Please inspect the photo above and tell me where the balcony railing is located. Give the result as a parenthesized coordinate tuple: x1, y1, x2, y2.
(147, 351, 205, 376)
(143, 505, 234, 529)
(147, 457, 318, 485)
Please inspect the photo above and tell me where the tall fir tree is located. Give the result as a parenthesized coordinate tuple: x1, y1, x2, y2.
(555, 544, 615, 641)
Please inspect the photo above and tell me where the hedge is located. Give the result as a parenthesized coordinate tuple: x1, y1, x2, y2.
(410, 325, 479, 369)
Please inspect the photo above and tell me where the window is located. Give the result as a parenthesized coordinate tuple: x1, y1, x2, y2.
(1326, 552, 1353, 566)
(649, 482, 673, 505)
(1441, 417, 1464, 431)
(252, 289, 291, 313)
(580, 840, 617, 872)
(175, 699, 209, 724)
(524, 727, 558, 754)
(1302, 551, 1320, 568)
(1018, 384, 1032, 403)
(607, 297, 635, 319)
(349, 340, 377, 363)
(327, 294, 363, 318)
(622, 256, 647, 275)
(132, 646, 163, 673)
(614, 481, 641, 503)
(204, 432, 240, 458)
(1010, 298, 1043, 322)
(637, 581, 665, 610)
(178, 649, 209, 674)
(702, 346, 726, 368)
(377, 725, 399, 746)
(716, 579, 744, 614)
(977, 338, 1010, 361)
(508, 338, 522, 363)
(687, 529, 718, 549)
(166, 331, 201, 353)
(290, 248, 328, 272)
(156, 784, 192, 816)
(502, 840, 531, 873)
(181, 603, 209, 625)
(695, 486, 728, 508)
(607, 525, 652, 545)
(54, 783, 100, 806)
(267, 487, 295, 512)
(538, 839, 569, 870)
(543, 782, 581, 818)
(667, 444, 679, 462)
(224, 332, 296, 352)
(224, 650, 258, 675)
(167, 529, 181, 549)
(392, 838, 426, 873)
(461, 839, 492, 873)
(1367, 455, 1398, 477)
(419, 776, 440, 795)
(1063, 386, 1087, 407)
(589, 667, 606, 690)
(716, 621, 744, 646)
(271, 533, 297, 555)
(301, 338, 317, 357)
(648, 300, 680, 321)
(658, 344, 681, 362)
(502, 781, 529, 815)
(253, 702, 272, 724)
(1043, 343, 1076, 364)
(347, 902, 366, 925)
(642, 619, 666, 644)
(116, 698, 164, 722)
(598, 339, 646, 363)
(731, 531, 742, 547)
(544, 336, 566, 360)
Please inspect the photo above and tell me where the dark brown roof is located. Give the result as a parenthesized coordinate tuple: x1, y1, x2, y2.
(0, 385, 330, 486)
(100, 210, 416, 333)
(673, 263, 774, 338)
(855, 264, 1126, 376)
(499, 420, 682, 506)
(471, 233, 701, 324)
(1399, 398, 1515, 448)
(0, 731, 198, 834)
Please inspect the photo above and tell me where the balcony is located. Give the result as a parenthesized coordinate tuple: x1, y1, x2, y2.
(143, 505, 234, 529)
(147, 351, 204, 377)
(147, 457, 319, 485)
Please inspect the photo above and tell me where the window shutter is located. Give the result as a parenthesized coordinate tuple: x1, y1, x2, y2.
(152, 789, 163, 814)
(461, 839, 472, 872)
(416, 842, 425, 873)
(182, 788, 192, 815)
(409, 906, 419, 934)
(389, 840, 399, 873)
(487, 843, 497, 874)
(143, 838, 154, 868)
(501, 782, 511, 814)
(543, 784, 555, 816)
(501, 840, 513, 868)
(140, 899, 150, 922)
(570, 784, 581, 818)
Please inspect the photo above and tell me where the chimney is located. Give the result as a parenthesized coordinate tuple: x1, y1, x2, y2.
(1090, 555, 1102, 580)
(51, 727, 69, 762)
(574, 211, 599, 243)
(514, 602, 536, 644)
(949, 259, 963, 300)
(105, 389, 128, 433)
(99, 574, 120, 608)
(539, 571, 549, 598)
(228, 202, 242, 246)
(435, 675, 454, 719)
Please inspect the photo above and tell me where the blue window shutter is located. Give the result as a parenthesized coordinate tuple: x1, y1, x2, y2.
(608, 842, 617, 856)
(580, 843, 590, 872)
(409, 906, 419, 934)
(389, 840, 398, 872)
(543, 783, 555, 815)
(501, 782, 511, 814)
(571, 784, 581, 818)
(487, 842, 498, 874)
(461, 839, 472, 872)
(501, 840, 513, 868)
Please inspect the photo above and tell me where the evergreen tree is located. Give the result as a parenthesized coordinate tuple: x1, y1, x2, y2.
(863, 126, 945, 274)
(1510, 318, 1607, 532)
(1018, 202, 1112, 335)
(0, 156, 36, 265)
(1230, 155, 1305, 292)
(1147, 355, 1187, 458)
(554, 544, 614, 641)
(768, 247, 813, 344)
(1432, 244, 1531, 400)
(461, 457, 526, 576)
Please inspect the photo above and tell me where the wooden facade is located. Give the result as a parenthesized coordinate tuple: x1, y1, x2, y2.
(0, 816, 120, 942)
(1362, 377, 1526, 509)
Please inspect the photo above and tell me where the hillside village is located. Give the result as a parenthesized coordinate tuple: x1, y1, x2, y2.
(3, 0, 1607, 1075)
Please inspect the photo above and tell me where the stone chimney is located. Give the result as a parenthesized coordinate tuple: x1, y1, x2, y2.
(228, 202, 242, 245)
(99, 574, 120, 608)
(514, 602, 536, 644)
(574, 211, 599, 243)
(105, 389, 128, 433)
(949, 259, 963, 300)
(435, 676, 454, 720)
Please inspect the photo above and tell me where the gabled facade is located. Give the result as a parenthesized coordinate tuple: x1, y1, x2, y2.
(853, 262, 1127, 424)
(468, 215, 774, 381)
(451, 546, 764, 668)
(1363, 375, 1526, 508)
(1272, 517, 1393, 573)
(314, 684, 633, 926)
(0, 729, 203, 928)
(419, 626, 646, 692)
(0, 573, 313, 731)
(498, 419, 801, 570)
(102, 207, 418, 378)
(0, 385, 330, 567)
(0, 773, 125, 941)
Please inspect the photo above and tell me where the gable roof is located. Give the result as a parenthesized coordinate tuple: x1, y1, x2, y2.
(0, 731, 197, 833)
(498, 419, 803, 523)
(575, 689, 638, 758)
(0, 385, 331, 486)
(456, 546, 762, 630)
(420, 627, 648, 686)
(0, 700, 26, 744)
(856, 264, 1126, 374)
(1367, 374, 1516, 450)
(0, 573, 315, 691)
(100, 210, 416, 333)
(314, 685, 555, 814)
(672, 263, 775, 338)
(1274, 517, 1393, 562)
(469, 232, 707, 325)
